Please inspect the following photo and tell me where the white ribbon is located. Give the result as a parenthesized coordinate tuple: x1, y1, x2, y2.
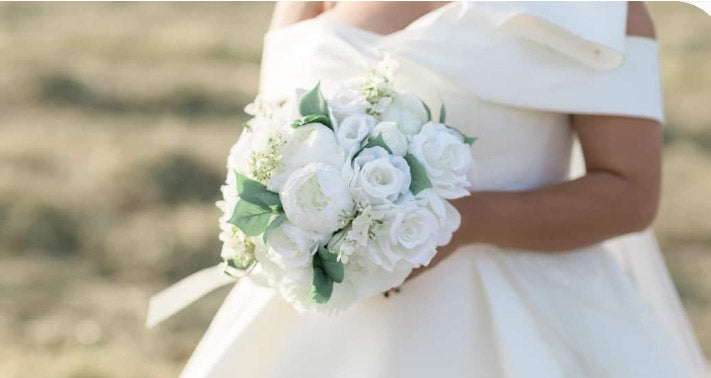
(146, 265, 235, 328)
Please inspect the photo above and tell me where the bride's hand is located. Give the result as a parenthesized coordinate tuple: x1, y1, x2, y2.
(405, 240, 460, 283)
(382, 243, 459, 297)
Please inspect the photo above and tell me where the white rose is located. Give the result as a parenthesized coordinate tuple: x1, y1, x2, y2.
(409, 122, 472, 199)
(350, 147, 411, 205)
(379, 93, 428, 135)
(416, 190, 462, 246)
(280, 163, 354, 234)
(267, 123, 346, 192)
(326, 81, 370, 121)
(343, 251, 411, 299)
(371, 121, 408, 156)
(265, 220, 323, 269)
(367, 200, 440, 270)
(336, 113, 375, 156)
(253, 234, 359, 312)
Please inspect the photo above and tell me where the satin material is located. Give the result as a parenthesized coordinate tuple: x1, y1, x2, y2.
(183, 3, 707, 377)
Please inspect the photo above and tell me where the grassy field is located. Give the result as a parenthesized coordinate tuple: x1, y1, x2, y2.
(0, 2, 709, 377)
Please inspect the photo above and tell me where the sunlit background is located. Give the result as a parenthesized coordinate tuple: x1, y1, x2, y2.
(0, 2, 709, 377)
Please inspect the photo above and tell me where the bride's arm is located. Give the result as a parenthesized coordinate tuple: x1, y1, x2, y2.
(406, 3, 659, 280)
(455, 114, 662, 252)
(269, 2, 326, 31)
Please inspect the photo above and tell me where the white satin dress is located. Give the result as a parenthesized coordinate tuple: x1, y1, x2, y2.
(182, 3, 708, 377)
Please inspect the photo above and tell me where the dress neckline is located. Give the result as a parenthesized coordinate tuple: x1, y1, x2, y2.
(266, 1, 460, 41)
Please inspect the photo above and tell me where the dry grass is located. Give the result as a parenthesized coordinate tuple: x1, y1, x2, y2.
(0, 2, 709, 377)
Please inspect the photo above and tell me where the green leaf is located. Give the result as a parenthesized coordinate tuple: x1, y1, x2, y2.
(234, 171, 281, 211)
(299, 82, 329, 117)
(317, 246, 344, 283)
(227, 200, 274, 236)
(446, 127, 477, 145)
(291, 114, 332, 129)
(462, 135, 477, 145)
(439, 103, 447, 124)
(360, 133, 393, 154)
(262, 212, 287, 243)
(404, 153, 432, 195)
(421, 100, 432, 122)
(311, 258, 333, 304)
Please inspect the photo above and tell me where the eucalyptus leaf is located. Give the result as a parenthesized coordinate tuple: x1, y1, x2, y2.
(299, 82, 329, 117)
(311, 257, 333, 303)
(234, 171, 281, 210)
(360, 133, 393, 155)
(317, 246, 344, 283)
(439, 103, 447, 123)
(404, 153, 433, 195)
(227, 200, 274, 236)
(262, 212, 287, 243)
(291, 114, 332, 129)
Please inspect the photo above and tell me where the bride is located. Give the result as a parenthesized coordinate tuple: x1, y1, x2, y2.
(181, 2, 708, 377)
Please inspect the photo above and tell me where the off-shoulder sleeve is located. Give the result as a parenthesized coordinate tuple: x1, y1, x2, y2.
(380, 2, 665, 123)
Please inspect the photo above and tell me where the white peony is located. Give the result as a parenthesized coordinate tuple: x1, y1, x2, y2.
(371, 121, 408, 156)
(280, 163, 354, 235)
(265, 220, 323, 269)
(379, 93, 428, 135)
(336, 113, 375, 156)
(349, 147, 411, 205)
(267, 123, 346, 192)
(409, 122, 472, 199)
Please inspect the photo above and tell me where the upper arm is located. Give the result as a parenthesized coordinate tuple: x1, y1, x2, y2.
(573, 1, 661, 188)
(567, 2, 661, 227)
(626, 2, 655, 38)
(571, 114, 662, 227)
(269, 1, 325, 31)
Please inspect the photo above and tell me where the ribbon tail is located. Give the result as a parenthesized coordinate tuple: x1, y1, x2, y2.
(146, 265, 235, 328)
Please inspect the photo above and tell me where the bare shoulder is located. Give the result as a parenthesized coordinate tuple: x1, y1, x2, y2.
(269, 1, 325, 31)
(626, 2, 656, 38)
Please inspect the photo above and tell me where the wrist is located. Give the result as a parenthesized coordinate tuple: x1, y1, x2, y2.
(451, 194, 486, 246)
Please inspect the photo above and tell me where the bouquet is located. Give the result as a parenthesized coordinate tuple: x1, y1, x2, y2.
(217, 59, 475, 311)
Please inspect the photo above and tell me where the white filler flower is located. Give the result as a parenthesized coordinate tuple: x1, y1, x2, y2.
(280, 163, 354, 235)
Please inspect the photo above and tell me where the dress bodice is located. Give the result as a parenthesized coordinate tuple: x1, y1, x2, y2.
(259, 1, 663, 192)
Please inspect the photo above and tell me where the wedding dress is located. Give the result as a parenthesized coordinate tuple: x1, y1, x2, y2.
(181, 3, 708, 377)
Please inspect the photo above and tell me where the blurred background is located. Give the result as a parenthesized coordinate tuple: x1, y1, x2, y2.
(0, 2, 709, 377)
